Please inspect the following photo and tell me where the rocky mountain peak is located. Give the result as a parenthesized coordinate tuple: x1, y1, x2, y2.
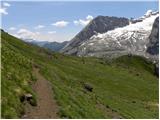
(61, 10, 159, 61)
(76, 11, 159, 58)
(61, 16, 129, 54)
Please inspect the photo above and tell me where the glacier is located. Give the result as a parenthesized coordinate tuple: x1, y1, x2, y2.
(77, 10, 159, 59)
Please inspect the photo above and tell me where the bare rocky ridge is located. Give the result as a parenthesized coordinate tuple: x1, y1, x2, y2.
(147, 17, 159, 57)
(76, 11, 159, 59)
(61, 16, 129, 55)
(61, 10, 159, 61)
(146, 17, 159, 76)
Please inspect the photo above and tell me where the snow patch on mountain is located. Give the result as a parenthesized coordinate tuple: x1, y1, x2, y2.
(77, 10, 159, 58)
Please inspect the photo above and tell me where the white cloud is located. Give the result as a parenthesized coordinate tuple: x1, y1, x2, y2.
(0, 8, 8, 15)
(35, 32, 40, 35)
(3, 2, 11, 7)
(86, 15, 94, 20)
(9, 27, 16, 31)
(11, 33, 20, 38)
(10, 28, 74, 42)
(34, 25, 45, 29)
(145, 10, 152, 17)
(74, 15, 93, 26)
(17, 28, 37, 40)
(14, 28, 54, 41)
(0, 2, 11, 15)
(73, 21, 79, 25)
(48, 31, 56, 34)
(52, 21, 69, 28)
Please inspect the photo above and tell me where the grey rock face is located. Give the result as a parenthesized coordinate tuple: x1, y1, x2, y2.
(146, 17, 159, 55)
(75, 14, 158, 59)
(154, 63, 159, 77)
(61, 16, 129, 55)
(146, 17, 159, 77)
(77, 30, 151, 58)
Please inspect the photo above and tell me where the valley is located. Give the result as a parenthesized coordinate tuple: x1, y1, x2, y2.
(1, 1, 159, 119)
(1, 30, 158, 118)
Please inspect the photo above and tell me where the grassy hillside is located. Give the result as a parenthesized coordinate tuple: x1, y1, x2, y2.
(1, 30, 159, 118)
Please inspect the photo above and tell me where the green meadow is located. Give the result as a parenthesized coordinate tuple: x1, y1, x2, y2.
(1, 30, 158, 118)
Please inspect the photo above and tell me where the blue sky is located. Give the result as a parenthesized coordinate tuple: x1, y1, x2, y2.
(1, 1, 159, 42)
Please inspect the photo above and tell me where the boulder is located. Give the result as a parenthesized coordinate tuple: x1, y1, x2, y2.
(84, 83, 93, 92)
(25, 93, 33, 101)
(20, 93, 33, 103)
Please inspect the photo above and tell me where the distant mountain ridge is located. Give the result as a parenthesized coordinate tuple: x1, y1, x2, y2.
(61, 10, 159, 61)
(43, 41, 69, 51)
(147, 17, 159, 56)
(28, 40, 69, 52)
(61, 16, 129, 54)
(29, 40, 49, 47)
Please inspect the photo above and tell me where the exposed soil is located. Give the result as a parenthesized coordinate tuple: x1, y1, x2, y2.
(23, 68, 59, 119)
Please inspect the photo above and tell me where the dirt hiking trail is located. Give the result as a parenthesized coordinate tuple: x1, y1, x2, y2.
(23, 67, 59, 119)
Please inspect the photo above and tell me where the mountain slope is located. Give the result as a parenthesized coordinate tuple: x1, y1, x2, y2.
(28, 40, 49, 47)
(28, 40, 68, 52)
(61, 16, 129, 55)
(147, 17, 159, 57)
(43, 41, 69, 51)
(76, 11, 159, 58)
(1, 30, 37, 118)
(2, 30, 158, 119)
